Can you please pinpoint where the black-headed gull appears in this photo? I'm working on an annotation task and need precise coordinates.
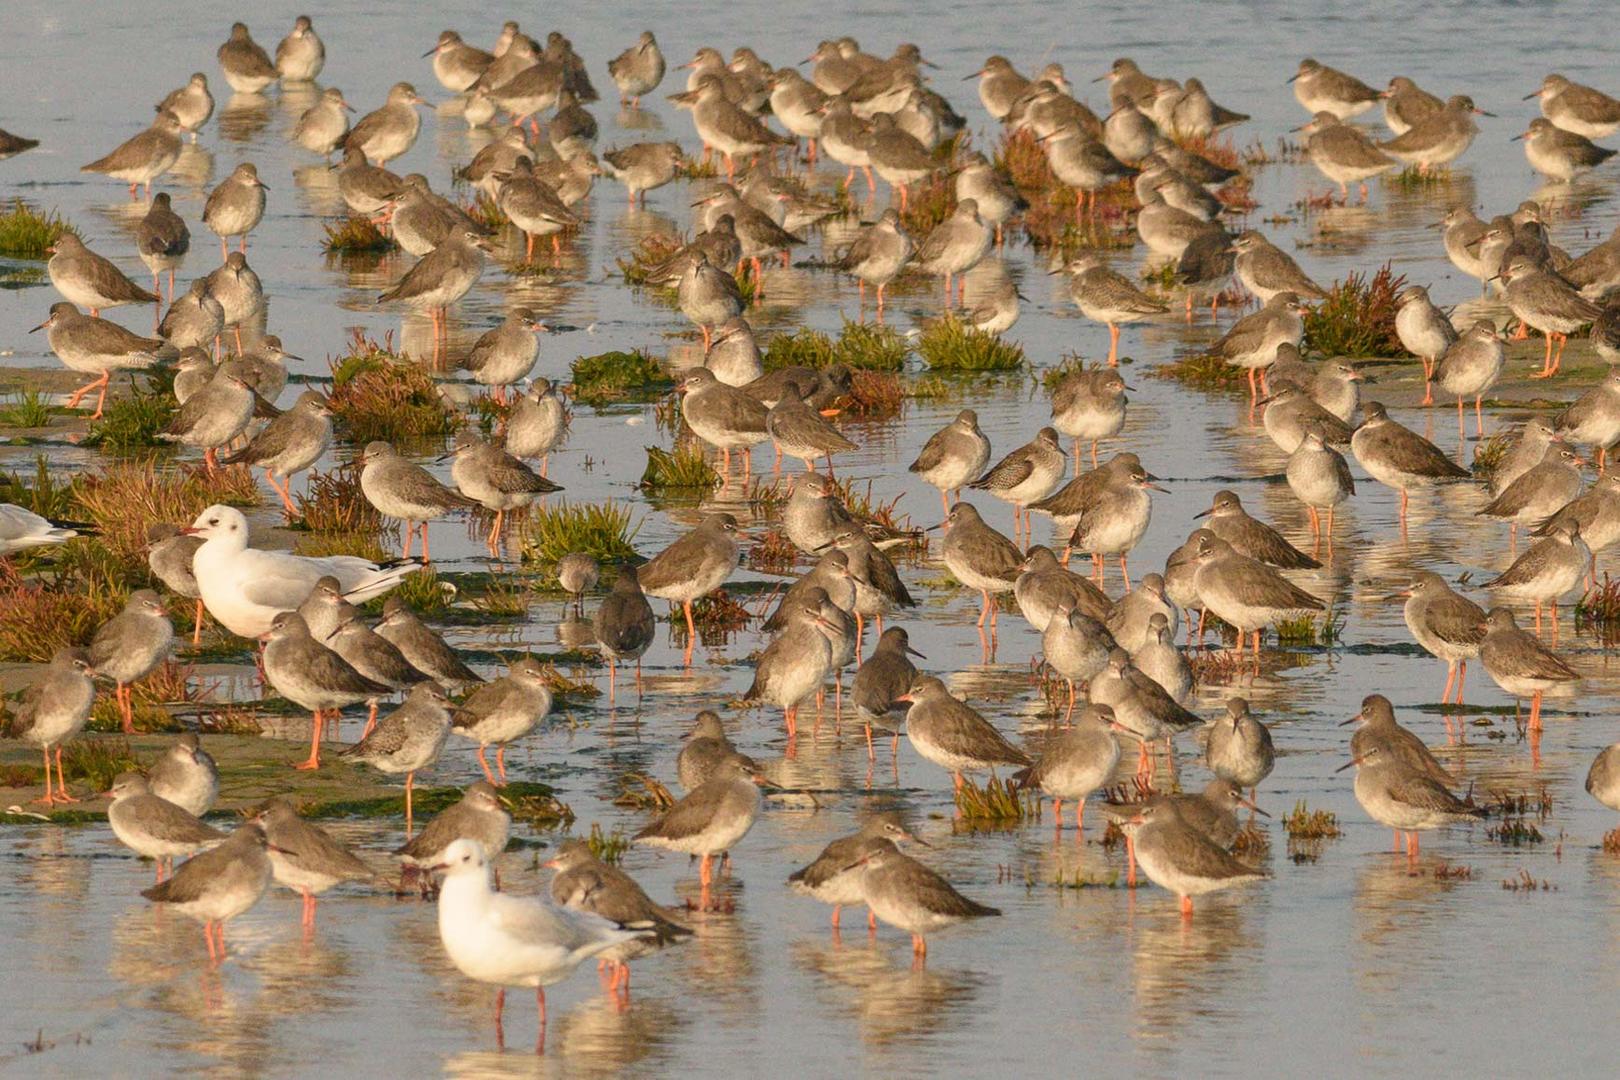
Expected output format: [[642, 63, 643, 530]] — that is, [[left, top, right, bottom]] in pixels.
[[185, 504, 420, 638], [432, 838, 653, 1049]]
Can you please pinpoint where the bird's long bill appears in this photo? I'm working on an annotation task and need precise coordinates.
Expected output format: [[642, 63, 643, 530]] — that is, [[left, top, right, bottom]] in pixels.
[[905, 645, 927, 659], [1285, 73, 1301, 84], [1333, 756, 1362, 773], [1337, 713, 1362, 727], [1235, 793, 1270, 818], [268, 843, 298, 856]]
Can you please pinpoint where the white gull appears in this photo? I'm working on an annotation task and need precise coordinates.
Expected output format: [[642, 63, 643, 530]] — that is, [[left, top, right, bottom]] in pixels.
[[185, 504, 420, 637]]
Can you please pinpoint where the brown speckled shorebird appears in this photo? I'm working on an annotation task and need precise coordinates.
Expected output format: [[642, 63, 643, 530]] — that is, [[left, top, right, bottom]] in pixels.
[[1016, 703, 1122, 837], [1057, 253, 1167, 367], [970, 427, 1066, 545], [339, 682, 453, 834], [608, 31, 666, 108], [859, 845, 999, 961], [1119, 797, 1267, 916], [592, 565, 656, 702], [910, 410, 991, 517], [136, 192, 190, 300], [3, 647, 95, 805], [1351, 402, 1470, 526], [547, 838, 691, 994], [1397, 572, 1487, 706], [1296, 111, 1395, 201], [638, 514, 740, 665], [375, 597, 482, 690], [1478, 607, 1578, 745], [1050, 367, 1130, 467], [256, 797, 372, 928], [141, 821, 278, 964], [633, 754, 764, 909]]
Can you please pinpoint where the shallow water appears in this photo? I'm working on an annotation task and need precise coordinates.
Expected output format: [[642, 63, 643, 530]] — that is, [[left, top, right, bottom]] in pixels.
[[4, 1, 1620, 1075]]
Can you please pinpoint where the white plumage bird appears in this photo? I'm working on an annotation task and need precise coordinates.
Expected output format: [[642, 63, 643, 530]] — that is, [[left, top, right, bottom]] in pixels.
[[431, 839, 653, 1045], [185, 504, 420, 638]]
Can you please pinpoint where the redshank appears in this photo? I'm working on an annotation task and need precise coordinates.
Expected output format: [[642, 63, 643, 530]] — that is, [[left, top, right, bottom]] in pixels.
[[608, 31, 665, 108], [634, 753, 765, 908], [1191, 531, 1324, 660], [859, 845, 999, 961], [339, 682, 452, 833], [789, 813, 922, 930], [1398, 572, 1487, 705], [4, 647, 95, 805], [638, 513, 740, 664], [202, 163, 267, 259], [256, 797, 373, 928], [1351, 401, 1470, 524], [1016, 703, 1122, 836], [744, 588, 836, 737], [217, 23, 277, 93], [375, 597, 483, 690], [1119, 797, 1267, 916], [148, 733, 219, 818], [1343, 745, 1484, 860], [547, 838, 691, 995], [263, 611, 393, 770], [592, 565, 656, 702], [394, 782, 510, 891], [359, 440, 480, 561], [451, 657, 553, 786], [1478, 606, 1579, 736], [47, 234, 158, 316], [676, 710, 756, 791], [1289, 58, 1380, 119], [32, 302, 172, 420], [106, 772, 224, 881], [970, 428, 1066, 544], [81, 111, 183, 200], [900, 675, 1031, 793], [88, 589, 173, 734], [1195, 489, 1319, 569], [141, 821, 279, 964]]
